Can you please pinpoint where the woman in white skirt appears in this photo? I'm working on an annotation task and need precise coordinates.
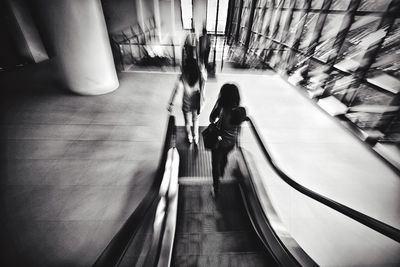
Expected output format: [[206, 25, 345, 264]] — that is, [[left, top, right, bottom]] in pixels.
[[168, 58, 205, 145]]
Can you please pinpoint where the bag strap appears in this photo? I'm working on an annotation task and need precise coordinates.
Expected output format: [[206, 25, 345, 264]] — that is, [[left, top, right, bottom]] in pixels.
[[210, 99, 221, 122]]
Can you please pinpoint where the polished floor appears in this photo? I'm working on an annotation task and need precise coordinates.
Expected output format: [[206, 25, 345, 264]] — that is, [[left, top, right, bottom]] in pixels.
[[0, 62, 399, 266], [0, 63, 171, 266]]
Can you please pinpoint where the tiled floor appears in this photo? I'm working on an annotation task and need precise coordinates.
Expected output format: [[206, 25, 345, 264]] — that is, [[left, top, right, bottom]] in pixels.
[[0, 63, 174, 266], [0, 63, 399, 266]]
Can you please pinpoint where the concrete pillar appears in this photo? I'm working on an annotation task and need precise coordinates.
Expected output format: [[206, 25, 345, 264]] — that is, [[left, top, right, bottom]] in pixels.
[[37, 0, 119, 95]]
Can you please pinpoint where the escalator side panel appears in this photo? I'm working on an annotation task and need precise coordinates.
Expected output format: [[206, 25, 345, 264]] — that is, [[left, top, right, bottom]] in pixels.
[[236, 148, 318, 267]]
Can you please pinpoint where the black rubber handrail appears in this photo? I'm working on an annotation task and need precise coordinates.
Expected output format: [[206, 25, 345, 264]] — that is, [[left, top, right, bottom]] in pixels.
[[93, 115, 176, 267], [246, 116, 400, 243]]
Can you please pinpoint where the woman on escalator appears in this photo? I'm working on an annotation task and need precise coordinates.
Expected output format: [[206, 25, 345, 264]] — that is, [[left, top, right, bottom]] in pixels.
[[168, 58, 205, 145], [209, 83, 246, 197]]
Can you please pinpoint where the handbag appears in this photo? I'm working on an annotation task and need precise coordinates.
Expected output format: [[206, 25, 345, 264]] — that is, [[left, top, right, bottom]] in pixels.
[[202, 123, 220, 149]]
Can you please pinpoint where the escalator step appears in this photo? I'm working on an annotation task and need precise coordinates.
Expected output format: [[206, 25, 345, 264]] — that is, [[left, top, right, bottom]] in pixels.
[[176, 210, 251, 233], [177, 149, 213, 177], [178, 184, 244, 213], [176, 126, 213, 177], [173, 231, 265, 255], [172, 252, 272, 267], [176, 184, 254, 235], [178, 185, 219, 213], [173, 183, 269, 265], [173, 127, 274, 266]]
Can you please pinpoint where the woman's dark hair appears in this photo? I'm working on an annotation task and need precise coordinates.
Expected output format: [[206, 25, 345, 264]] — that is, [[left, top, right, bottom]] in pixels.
[[218, 83, 240, 109], [182, 58, 200, 87], [230, 106, 247, 125]]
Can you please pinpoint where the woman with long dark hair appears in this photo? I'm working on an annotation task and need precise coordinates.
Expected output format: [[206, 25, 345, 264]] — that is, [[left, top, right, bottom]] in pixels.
[[209, 83, 246, 196], [168, 58, 204, 144]]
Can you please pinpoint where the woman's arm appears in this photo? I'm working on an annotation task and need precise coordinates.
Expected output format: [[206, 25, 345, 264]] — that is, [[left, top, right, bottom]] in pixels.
[[200, 82, 206, 101], [168, 79, 182, 111], [209, 99, 221, 123]]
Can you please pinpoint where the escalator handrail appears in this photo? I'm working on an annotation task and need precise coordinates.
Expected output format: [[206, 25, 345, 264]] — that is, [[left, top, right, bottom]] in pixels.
[[152, 147, 179, 267], [93, 115, 176, 267], [143, 115, 178, 267], [246, 116, 400, 243], [143, 146, 179, 267]]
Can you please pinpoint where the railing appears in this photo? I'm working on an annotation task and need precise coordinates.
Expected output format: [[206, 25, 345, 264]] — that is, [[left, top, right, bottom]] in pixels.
[[245, 116, 400, 243], [143, 146, 179, 267], [93, 115, 176, 267], [117, 43, 177, 70], [142, 115, 179, 267]]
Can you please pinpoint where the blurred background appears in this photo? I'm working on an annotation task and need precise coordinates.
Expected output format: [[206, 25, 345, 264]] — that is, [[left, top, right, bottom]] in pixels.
[[0, 0, 399, 266]]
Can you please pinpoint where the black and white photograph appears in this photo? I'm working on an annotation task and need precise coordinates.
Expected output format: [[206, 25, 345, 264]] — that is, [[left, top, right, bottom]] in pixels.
[[0, 0, 399, 266]]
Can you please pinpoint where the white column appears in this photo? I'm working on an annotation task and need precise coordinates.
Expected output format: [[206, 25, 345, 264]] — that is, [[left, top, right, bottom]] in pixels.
[[40, 0, 119, 95], [154, 0, 162, 41]]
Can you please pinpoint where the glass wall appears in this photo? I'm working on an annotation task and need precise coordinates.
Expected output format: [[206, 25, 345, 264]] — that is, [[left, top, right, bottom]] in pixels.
[[227, 0, 400, 142], [207, 0, 230, 33], [181, 0, 193, 29]]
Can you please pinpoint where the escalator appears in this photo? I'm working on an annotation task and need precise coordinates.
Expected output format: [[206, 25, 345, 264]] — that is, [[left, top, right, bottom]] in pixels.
[[94, 115, 400, 267], [171, 127, 276, 266]]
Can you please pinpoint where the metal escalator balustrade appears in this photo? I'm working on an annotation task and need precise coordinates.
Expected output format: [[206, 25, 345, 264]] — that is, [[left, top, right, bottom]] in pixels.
[[94, 114, 400, 267], [142, 146, 180, 267], [237, 117, 400, 266], [244, 116, 400, 244], [93, 115, 178, 267]]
